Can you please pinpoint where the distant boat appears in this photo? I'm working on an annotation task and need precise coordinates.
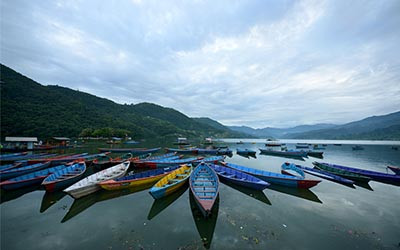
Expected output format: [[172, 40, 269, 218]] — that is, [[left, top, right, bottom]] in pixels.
[[236, 141, 244, 144], [391, 146, 398, 150], [98, 147, 161, 154], [265, 143, 282, 147], [352, 145, 364, 150], [236, 148, 257, 156], [189, 162, 219, 218], [259, 148, 307, 158], [333, 144, 342, 146], [306, 151, 324, 159], [296, 145, 309, 149]]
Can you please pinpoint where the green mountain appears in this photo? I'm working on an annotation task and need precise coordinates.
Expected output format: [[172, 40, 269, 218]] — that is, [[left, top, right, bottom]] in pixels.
[[0, 64, 239, 140], [192, 117, 249, 138]]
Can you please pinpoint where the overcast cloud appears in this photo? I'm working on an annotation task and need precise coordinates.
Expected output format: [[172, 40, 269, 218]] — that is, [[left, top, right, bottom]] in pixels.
[[1, 0, 399, 128]]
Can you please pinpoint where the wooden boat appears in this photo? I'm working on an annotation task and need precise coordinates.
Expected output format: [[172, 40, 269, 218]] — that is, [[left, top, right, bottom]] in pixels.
[[387, 166, 400, 175], [296, 145, 309, 149], [313, 162, 371, 182], [0, 163, 23, 172], [0, 164, 68, 190], [149, 164, 192, 199], [236, 148, 257, 156], [0, 152, 28, 159], [352, 145, 364, 150], [134, 157, 202, 169], [259, 148, 307, 158], [222, 162, 321, 188], [265, 143, 282, 147], [189, 162, 219, 217], [99, 165, 181, 191], [193, 156, 225, 165], [98, 147, 161, 154], [333, 144, 342, 146], [64, 161, 130, 199], [314, 162, 400, 184], [306, 151, 324, 159], [281, 162, 354, 186], [42, 162, 87, 192], [0, 161, 51, 180], [23, 153, 89, 165], [209, 164, 269, 190]]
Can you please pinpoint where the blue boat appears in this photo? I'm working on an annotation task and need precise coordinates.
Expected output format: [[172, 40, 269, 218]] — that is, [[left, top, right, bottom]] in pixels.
[[0, 164, 68, 190], [0, 161, 51, 180], [42, 162, 87, 192], [259, 148, 307, 158], [209, 164, 269, 190], [189, 162, 219, 217], [314, 162, 400, 184], [281, 162, 354, 186], [165, 148, 198, 154], [0, 163, 23, 172], [223, 162, 321, 188], [193, 156, 225, 165]]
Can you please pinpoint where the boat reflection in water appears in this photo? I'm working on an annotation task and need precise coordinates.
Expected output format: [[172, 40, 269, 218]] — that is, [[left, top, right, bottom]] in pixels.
[[268, 184, 323, 204], [221, 180, 271, 206], [237, 152, 257, 159], [147, 184, 188, 220], [61, 183, 153, 223], [353, 181, 374, 191], [40, 191, 67, 213], [189, 192, 219, 249], [0, 185, 39, 204]]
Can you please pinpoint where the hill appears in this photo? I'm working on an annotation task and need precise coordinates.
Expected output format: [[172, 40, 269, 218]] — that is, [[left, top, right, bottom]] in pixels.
[[192, 117, 249, 138], [0, 64, 240, 139]]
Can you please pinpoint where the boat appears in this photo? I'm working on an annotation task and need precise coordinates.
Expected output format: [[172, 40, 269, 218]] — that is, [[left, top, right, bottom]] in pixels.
[[387, 166, 400, 175], [64, 161, 130, 199], [313, 145, 326, 150], [165, 148, 198, 154], [236, 148, 257, 156], [149, 164, 192, 199], [0, 164, 68, 190], [222, 162, 321, 188], [0, 163, 23, 172], [124, 140, 139, 144], [265, 143, 282, 147], [0, 152, 28, 159], [236, 141, 244, 144], [312, 162, 371, 182], [296, 145, 309, 149], [99, 165, 181, 191], [92, 154, 113, 170], [98, 147, 161, 154], [189, 162, 219, 217], [209, 164, 269, 190], [352, 145, 364, 150], [259, 148, 307, 158], [314, 162, 400, 184], [392, 146, 398, 150], [193, 156, 225, 165], [333, 144, 342, 146], [306, 151, 324, 159], [196, 148, 233, 156], [134, 157, 202, 169], [42, 162, 87, 192], [0, 161, 51, 180], [281, 162, 354, 186]]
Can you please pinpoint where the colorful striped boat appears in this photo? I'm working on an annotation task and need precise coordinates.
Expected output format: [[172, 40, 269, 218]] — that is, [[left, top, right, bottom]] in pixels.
[[149, 164, 192, 199], [223, 162, 321, 188], [0, 164, 68, 190], [313, 162, 371, 182], [99, 165, 181, 191], [314, 162, 400, 184], [42, 162, 87, 192], [64, 161, 130, 199], [189, 162, 219, 218], [210, 164, 269, 190], [0, 161, 51, 180]]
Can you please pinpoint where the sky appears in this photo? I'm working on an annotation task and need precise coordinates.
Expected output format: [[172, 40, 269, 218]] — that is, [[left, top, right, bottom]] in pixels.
[[1, 0, 400, 128]]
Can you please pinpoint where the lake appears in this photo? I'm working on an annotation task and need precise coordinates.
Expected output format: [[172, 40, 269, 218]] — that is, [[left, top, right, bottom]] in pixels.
[[1, 139, 400, 249]]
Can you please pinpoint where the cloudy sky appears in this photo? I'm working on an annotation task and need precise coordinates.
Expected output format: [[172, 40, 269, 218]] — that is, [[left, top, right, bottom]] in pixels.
[[1, 0, 399, 128]]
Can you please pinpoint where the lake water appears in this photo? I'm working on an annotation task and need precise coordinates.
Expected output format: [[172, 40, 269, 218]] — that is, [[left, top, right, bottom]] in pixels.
[[1, 139, 400, 249]]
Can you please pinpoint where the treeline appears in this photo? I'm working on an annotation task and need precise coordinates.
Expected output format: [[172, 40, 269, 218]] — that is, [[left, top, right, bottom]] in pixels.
[[79, 128, 131, 138]]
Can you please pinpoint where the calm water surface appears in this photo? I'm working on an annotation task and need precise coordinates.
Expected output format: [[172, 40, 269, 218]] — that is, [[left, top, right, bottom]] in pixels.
[[1, 139, 400, 249]]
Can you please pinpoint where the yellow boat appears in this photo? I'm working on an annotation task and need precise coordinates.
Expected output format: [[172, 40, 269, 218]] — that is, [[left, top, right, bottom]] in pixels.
[[149, 164, 192, 199], [99, 165, 181, 191]]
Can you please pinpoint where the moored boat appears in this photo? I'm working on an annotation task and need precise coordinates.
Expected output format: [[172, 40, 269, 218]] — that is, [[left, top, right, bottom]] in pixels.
[[281, 162, 354, 186], [387, 166, 400, 175], [306, 151, 324, 159], [42, 162, 87, 192], [189, 162, 219, 217], [64, 161, 130, 199], [100, 165, 181, 191], [0, 164, 68, 190], [149, 164, 192, 199], [222, 162, 321, 188], [314, 162, 400, 184], [98, 147, 161, 154], [352, 145, 364, 150], [259, 148, 307, 158], [210, 164, 269, 190], [0, 161, 51, 180], [165, 148, 198, 154], [313, 162, 371, 182], [236, 148, 257, 156]]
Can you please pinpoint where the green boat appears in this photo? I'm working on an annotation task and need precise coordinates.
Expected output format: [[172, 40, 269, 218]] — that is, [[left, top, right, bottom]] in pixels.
[[313, 162, 371, 182]]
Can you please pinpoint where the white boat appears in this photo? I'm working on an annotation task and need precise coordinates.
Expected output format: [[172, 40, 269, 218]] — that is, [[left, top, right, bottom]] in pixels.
[[64, 161, 130, 199]]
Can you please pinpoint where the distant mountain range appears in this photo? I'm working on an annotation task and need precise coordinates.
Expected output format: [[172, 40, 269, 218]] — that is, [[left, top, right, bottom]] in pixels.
[[229, 111, 400, 140]]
